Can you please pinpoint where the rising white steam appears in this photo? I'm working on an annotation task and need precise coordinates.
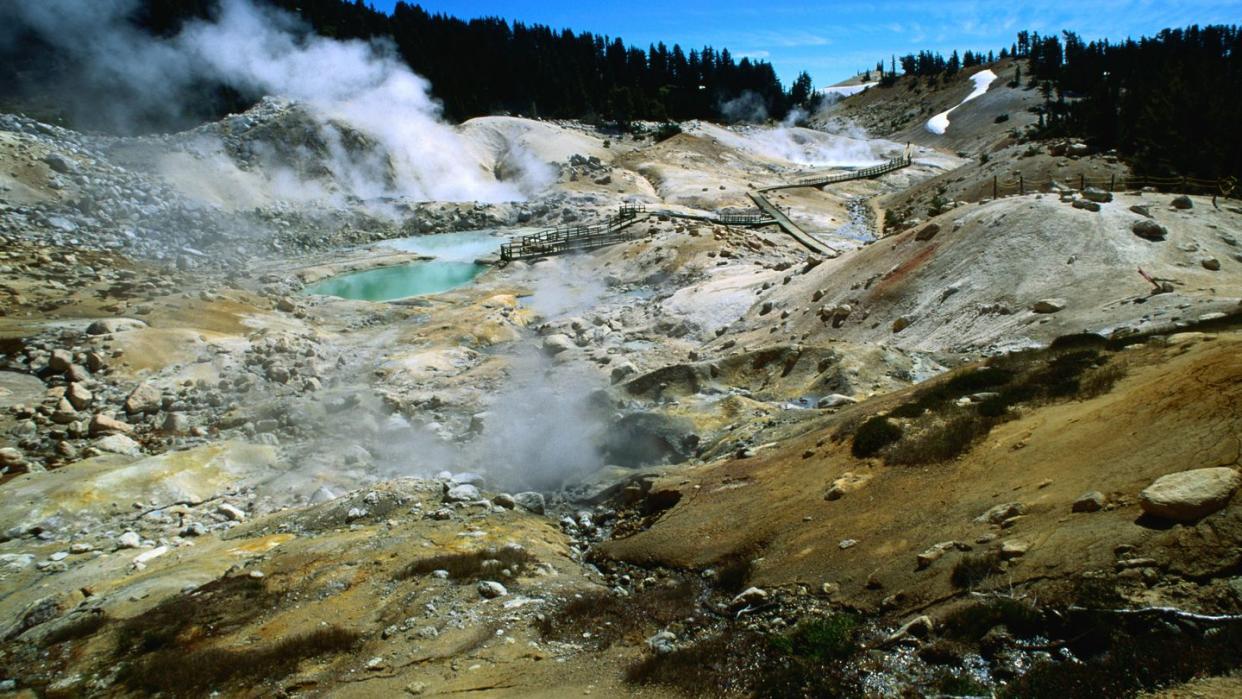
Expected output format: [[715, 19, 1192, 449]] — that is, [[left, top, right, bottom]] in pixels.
[[5, 0, 549, 203]]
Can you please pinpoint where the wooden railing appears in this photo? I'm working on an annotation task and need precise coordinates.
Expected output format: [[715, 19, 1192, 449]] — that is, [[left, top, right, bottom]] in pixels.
[[499, 205, 648, 261], [759, 154, 913, 193]]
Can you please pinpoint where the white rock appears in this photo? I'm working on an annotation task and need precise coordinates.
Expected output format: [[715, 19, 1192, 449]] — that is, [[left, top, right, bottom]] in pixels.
[[217, 503, 247, 522], [445, 484, 481, 502], [477, 580, 508, 598], [117, 531, 141, 549], [1139, 468, 1240, 522]]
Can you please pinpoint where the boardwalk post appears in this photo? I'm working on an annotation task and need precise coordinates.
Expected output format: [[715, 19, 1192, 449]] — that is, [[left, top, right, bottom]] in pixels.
[[1079, 174, 1085, 191], [993, 175, 998, 199], [1110, 174, 1116, 192], [1019, 174, 1024, 196]]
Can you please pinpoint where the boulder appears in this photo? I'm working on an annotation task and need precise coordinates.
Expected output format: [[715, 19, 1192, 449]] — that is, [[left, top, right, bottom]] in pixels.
[[444, 484, 481, 502], [541, 334, 575, 356], [1131, 219, 1167, 240], [610, 362, 638, 384], [976, 502, 1024, 524], [49, 349, 73, 374], [1000, 540, 1030, 559], [1072, 199, 1101, 212], [1082, 187, 1113, 203], [1139, 468, 1240, 522], [1202, 258, 1221, 271], [477, 580, 507, 598], [915, 223, 940, 241], [66, 383, 92, 410], [513, 491, 545, 514], [1129, 204, 1152, 218], [1072, 491, 1106, 513], [94, 434, 142, 456], [817, 394, 858, 409], [124, 383, 162, 414], [1171, 195, 1193, 210], [85, 318, 147, 335], [89, 413, 133, 435], [1031, 298, 1066, 313]]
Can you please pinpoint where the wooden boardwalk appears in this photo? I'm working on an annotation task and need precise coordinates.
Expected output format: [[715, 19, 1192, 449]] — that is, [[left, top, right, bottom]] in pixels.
[[494, 150, 911, 262], [758, 154, 913, 193], [748, 191, 838, 256], [499, 205, 647, 262]]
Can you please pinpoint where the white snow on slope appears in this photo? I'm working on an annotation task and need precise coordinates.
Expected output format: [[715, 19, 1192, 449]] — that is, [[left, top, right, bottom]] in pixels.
[[819, 82, 877, 100], [925, 69, 997, 135]]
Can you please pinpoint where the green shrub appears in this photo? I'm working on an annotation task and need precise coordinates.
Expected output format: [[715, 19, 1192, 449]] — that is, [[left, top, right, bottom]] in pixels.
[[852, 416, 902, 457], [949, 553, 1002, 590]]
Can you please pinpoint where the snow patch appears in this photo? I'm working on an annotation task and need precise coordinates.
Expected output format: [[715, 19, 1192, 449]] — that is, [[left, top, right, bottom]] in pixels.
[[925, 70, 997, 135], [819, 82, 877, 100]]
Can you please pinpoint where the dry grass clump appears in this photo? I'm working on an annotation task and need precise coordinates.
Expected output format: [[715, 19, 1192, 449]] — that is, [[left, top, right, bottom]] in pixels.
[[395, 544, 537, 582], [118, 627, 360, 696]]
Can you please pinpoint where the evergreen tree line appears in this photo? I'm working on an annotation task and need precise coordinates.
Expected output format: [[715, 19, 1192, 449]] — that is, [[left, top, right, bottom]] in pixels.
[[871, 27, 1242, 181], [2, 0, 817, 131]]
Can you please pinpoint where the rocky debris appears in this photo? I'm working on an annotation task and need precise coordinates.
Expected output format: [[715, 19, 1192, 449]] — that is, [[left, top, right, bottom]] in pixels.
[[1031, 298, 1066, 313], [731, 587, 768, 607], [1129, 204, 1152, 217], [610, 362, 637, 384], [116, 531, 141, 549], [647, 630, 677, 655], [1171, 195, 1193, 210], [1201, 257, 1221, 271], [217, 502, 247, 522], [1139, 467, 1240, 522], [1132, 219, 1168, 240], [1071, 198, 1101, 212], [1072, 491, 1106, 513]]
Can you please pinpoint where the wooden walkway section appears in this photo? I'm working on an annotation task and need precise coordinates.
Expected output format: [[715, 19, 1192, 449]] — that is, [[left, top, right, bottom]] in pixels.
[[748, 191, 838, 256], [757, 154, 913, 193], [499, 205, 647, 262]]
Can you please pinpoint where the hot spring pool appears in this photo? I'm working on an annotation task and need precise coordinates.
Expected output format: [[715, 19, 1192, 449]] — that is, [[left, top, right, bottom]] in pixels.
[[304, 229, 516, 302], [303, 261, 486, 301]]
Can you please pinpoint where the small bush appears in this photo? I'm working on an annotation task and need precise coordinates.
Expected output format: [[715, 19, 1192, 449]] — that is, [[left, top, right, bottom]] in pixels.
[[395, 545, 536, 582], [886, 410, 994, 465], [771, 615, 859, 661], [41, 611, 109, 647], [852, 416, 902, 457], [654, 122, 682, 141], [949, 553, 1002, 589], [942, 598, 1043, 641], [115, 576, 277, 656], [935, 670, 989, 696], [994, 113, 1010, 123], [538, 582, 699, 650], [1076, 362, 1126, 400]]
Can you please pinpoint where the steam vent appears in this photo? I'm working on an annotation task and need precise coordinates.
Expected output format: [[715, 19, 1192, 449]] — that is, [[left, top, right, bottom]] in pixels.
[[1, 1, 1241, 696]]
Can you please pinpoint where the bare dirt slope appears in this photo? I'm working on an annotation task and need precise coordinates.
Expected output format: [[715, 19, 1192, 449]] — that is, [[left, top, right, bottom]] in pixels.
[[600, 328, 1242, 616], [714, 191, 1242, 355]]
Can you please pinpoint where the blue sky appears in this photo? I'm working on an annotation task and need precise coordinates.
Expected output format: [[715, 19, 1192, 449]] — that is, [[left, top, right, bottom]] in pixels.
[[366, 1, 1242, 87]]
